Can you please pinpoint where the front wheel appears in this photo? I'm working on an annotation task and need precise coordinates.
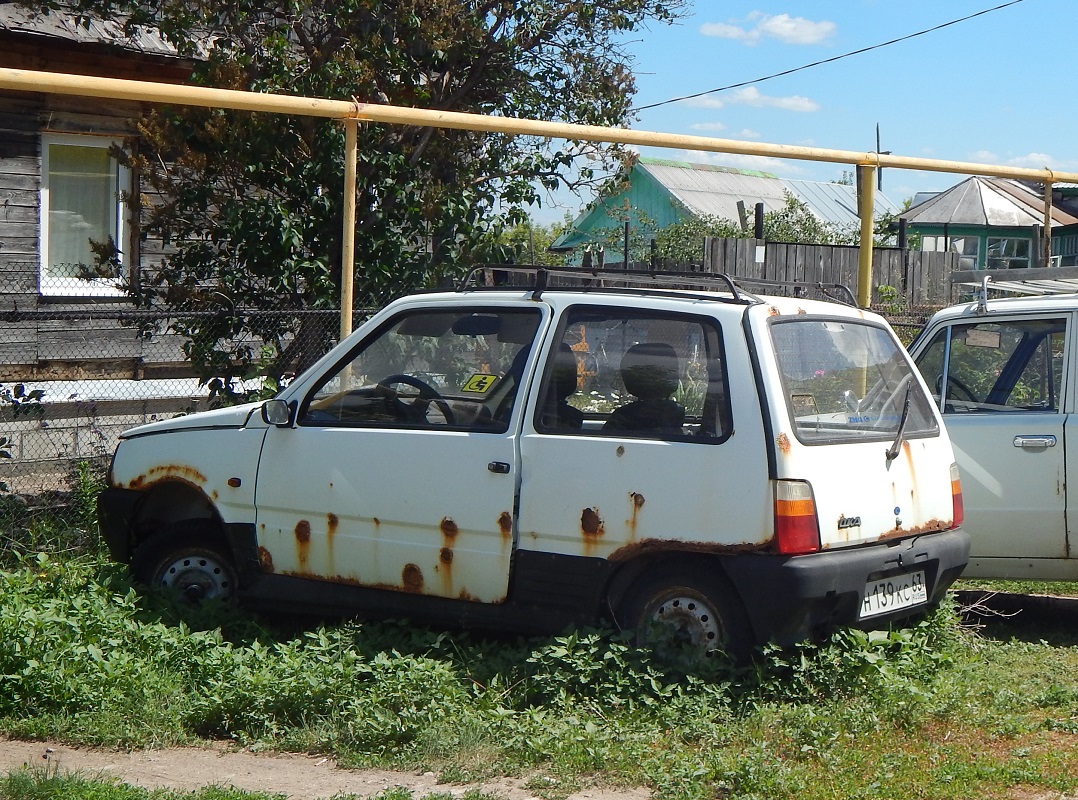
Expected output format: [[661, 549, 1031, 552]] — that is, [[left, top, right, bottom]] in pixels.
[[132, 521, 238, 603], [616, 564, 753, 664]]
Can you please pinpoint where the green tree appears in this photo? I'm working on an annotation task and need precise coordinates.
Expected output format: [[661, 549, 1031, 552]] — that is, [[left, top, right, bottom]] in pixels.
[[37, 0, 686, 384]]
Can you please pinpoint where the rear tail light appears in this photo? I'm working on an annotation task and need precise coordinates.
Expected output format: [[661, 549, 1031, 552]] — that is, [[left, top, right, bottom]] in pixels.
[[774, 480, 820, 555], [950, 462, 964, 529]]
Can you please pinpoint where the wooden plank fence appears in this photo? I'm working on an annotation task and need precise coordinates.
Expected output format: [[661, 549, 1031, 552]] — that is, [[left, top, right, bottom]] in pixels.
[[699, 238, 962, 306]]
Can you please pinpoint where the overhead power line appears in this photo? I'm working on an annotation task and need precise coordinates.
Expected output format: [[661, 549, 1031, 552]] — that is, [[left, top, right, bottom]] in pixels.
[[631, 0, 1027, 113]]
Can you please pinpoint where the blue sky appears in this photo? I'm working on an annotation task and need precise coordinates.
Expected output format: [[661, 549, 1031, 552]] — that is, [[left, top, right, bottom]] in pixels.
[[532, 0, 1074, 224]]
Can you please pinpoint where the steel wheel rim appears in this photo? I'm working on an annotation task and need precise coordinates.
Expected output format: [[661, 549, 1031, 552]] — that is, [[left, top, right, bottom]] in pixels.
[[646, 591, 724, 656], [157, 553, 232, 601]]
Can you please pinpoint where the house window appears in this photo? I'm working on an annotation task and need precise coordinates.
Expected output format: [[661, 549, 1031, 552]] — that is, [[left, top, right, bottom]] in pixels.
[[40, 134, 130, 296], [986, 237, 1031, 269], [921, 234, 980, 270]]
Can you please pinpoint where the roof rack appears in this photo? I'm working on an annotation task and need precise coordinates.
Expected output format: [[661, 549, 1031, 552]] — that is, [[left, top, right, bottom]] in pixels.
[[456, 265, 860, 307], [952, 267, 1078, 297]]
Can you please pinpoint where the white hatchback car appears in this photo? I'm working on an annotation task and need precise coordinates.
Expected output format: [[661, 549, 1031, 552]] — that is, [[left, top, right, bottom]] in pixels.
[[99, 268, 968, 657]]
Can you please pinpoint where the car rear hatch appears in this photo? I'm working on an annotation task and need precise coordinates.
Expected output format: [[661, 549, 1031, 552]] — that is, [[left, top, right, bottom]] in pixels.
[[754, 307, 960, 553]]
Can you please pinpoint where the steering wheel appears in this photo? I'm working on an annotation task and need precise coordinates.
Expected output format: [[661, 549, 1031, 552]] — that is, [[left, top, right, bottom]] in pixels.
[[376, 374, 456, 425], [936, 373, 978, 403]]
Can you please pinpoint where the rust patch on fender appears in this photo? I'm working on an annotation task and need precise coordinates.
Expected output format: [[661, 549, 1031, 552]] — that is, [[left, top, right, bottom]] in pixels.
[[608, 536, 771, 562], [128, 464, 207, 490], [458, 589, 480, 602], [257, 546, 274, 572], [581, 507, 604, 537], [440, 546, 454, 565], [776, 433, 791, 454], [768, 306, 780, 316], [498, 511, 513, 539], [440, 517, 459, 538], [327, 513, 339, 537], [402, 563, 424, 593]]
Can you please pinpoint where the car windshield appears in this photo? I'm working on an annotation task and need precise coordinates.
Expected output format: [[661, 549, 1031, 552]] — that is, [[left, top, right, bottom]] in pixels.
[[770, 317, 938, 444]]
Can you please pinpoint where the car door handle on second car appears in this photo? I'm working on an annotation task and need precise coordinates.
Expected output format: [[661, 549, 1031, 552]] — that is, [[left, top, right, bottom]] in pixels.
[[1013, 435, 1057, 449]]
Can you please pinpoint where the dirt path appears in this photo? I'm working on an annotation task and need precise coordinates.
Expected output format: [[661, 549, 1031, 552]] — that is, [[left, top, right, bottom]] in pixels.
[[0, 738, 650, 800]]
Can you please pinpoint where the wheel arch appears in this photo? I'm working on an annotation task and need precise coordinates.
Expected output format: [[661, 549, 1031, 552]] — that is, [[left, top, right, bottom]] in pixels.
[[130, 480, 223, 546], [604, 552, 746, 626]]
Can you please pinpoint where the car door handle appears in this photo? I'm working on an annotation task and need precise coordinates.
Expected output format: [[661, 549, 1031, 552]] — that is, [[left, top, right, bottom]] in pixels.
[[487, 461, 511, 474], [1013, 435, 1057, 449]]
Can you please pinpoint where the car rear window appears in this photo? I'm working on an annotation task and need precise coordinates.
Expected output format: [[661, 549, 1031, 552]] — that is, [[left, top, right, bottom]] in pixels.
[[770, 317, 939, 444]]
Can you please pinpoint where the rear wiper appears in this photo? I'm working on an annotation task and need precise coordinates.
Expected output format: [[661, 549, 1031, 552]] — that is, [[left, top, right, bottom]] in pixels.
[[885, 380, 913, 465]]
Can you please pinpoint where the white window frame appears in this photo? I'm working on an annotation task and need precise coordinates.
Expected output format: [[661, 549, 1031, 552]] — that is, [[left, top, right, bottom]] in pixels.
[[39, 132, 131, 298]]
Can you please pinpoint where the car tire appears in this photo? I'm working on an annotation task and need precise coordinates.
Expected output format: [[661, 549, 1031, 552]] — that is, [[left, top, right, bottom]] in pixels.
[[132, 520, 238, 603], [616, 563, 754, 664]]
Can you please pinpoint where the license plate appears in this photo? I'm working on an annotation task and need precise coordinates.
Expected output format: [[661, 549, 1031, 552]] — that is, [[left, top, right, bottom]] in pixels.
[[860, 570, 928, 619]]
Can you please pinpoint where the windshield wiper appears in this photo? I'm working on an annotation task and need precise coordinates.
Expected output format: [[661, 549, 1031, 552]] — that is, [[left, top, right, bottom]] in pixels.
[[885, 380, 913, 465]]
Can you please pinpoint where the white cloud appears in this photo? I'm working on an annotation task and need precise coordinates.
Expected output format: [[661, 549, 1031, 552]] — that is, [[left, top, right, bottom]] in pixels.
[[700, 13, 835, 46], [698, 22, 752, 41], [686, 87, 819, 113], [728, 87, 820, 112], [1006, 152, 1056, 169], [737, 129, 762, 139], [969, 150, 998, 163], [689, 122, 727, 132]]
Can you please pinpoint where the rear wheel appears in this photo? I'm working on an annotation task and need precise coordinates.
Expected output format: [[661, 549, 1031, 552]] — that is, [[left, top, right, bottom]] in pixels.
[[132, 521, 237, 603], [617, 564, 753, 664]]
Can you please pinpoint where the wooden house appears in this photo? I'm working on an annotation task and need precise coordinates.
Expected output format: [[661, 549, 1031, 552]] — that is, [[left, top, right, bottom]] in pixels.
[[901, 176, 1078, 270], [0, 4, 196, 382]]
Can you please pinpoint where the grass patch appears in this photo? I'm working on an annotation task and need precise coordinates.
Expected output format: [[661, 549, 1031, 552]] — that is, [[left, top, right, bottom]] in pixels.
[[2, 530, 1078, 799]]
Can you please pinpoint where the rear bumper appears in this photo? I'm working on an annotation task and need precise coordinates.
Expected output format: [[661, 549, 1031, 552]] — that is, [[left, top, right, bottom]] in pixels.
[[724, 527, 970, 646]]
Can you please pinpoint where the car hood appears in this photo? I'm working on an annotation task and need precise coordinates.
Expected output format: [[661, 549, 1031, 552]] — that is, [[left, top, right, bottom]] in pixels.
[[120, 401, 265, 439]]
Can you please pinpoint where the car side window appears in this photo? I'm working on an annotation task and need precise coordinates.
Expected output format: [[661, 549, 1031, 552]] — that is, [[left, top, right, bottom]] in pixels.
[[916, 318, 1066, 413], [534, 306, 730, 441], [299, 308, 541, 431]]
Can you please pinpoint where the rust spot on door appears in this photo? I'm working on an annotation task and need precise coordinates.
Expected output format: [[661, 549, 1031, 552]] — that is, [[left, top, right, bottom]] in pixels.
[[440, 546, 454, 564], [581, 507, 604, 537], [440, 517, 459, 537], [776, 433, 791, 454], [498, 511, 513, 539], [295, 520, 311, 543], [295, 520, 311, 572], [628, 492, 645, 539], [257, 546, 274, 572], [327, 513, 339, 536], [402, 563, 424, 593]]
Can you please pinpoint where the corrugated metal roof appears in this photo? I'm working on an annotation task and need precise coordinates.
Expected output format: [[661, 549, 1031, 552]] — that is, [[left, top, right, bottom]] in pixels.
[[901, 176, 1078, 227], [640, 159, 898, 228], [0, 5, 183, 58]]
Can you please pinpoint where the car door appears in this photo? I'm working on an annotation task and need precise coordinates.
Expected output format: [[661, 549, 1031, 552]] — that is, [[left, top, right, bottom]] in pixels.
[[516, 303, 770, 561], [913, 314, 1071, 561], [254, 304, 545, 603]]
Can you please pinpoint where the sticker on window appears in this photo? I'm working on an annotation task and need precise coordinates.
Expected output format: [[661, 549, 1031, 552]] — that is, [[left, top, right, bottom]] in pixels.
[[461, 374, 499, 394]]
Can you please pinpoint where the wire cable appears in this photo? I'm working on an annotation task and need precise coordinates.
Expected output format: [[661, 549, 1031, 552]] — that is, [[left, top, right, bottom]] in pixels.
[[631, 0, 1027, 112]]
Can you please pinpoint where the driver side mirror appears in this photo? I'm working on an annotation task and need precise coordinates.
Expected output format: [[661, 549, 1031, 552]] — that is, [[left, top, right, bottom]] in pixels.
[[261, 399, 295, 427]]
